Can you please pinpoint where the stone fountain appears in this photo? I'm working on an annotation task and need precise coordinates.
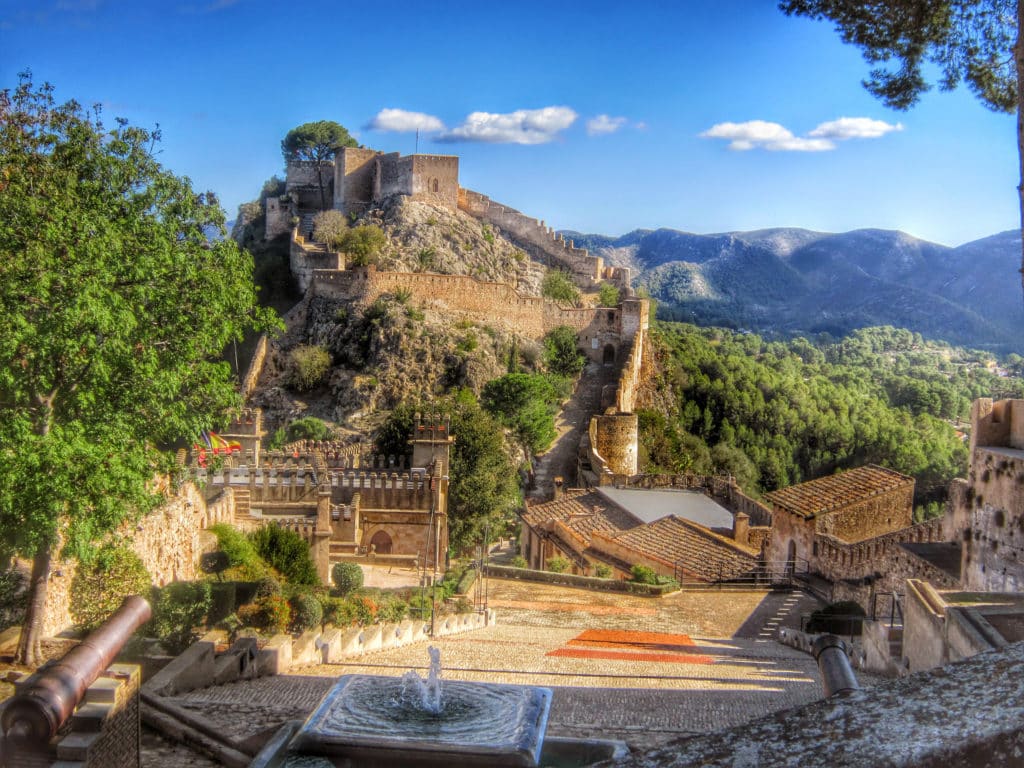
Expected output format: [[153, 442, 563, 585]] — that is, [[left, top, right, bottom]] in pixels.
[[252, 646, 627, 768]]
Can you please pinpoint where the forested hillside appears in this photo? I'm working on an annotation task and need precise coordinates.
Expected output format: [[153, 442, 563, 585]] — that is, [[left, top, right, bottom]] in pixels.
[[639, 324, 1024, 514]]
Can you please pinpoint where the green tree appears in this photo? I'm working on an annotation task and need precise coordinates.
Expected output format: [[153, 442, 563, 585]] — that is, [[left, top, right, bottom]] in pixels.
[[281, 120, 358, 210], [780, 0, 1022, 294], [481, 373, 564, 455], [340, 225, 387, 267], [0, 75, 276, 664], [69, 544, 151, 632], [543, 326, 586, 377], [312, 209, 350, 250], [541, 270, 581, 305]]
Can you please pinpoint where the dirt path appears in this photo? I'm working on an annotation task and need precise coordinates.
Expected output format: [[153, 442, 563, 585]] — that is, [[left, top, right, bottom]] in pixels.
[[530, 361, 617, 501]]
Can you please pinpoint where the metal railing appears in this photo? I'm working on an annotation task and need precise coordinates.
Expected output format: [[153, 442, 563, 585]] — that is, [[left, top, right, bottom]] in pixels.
[[674, 558, 810, 588], [870, 591, 904, 628]]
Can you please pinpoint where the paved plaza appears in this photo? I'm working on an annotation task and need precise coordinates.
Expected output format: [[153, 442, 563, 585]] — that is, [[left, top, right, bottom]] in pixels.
[[152, 577, 867, 762]]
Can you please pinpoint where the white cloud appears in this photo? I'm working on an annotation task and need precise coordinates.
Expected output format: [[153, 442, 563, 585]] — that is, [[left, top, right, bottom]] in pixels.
[[700, 120, 834, 152], [808, 117, 904, 140], [367, 108, 445, 133], [587, 114, 628, 136], [438, 106, 577, 144]]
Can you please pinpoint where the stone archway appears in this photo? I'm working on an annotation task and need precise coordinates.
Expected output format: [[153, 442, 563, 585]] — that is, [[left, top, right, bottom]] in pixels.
[[602, 344, 616, 365], [370, 530, 393, 555]]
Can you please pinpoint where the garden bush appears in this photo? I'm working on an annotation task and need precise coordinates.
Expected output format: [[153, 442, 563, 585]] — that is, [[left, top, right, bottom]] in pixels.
[[237, 594, 291, 634], [546, 556, 570, 573], [70, 544, 151, 631], [249, 525, 319, 586], [289, 590, 324, 632], [331, 562, 364, 596], [594, 564, 614, 579], [630, 564, 658, 584], [509, 555, 528, 569], [150, 581, 213, 655], [207, 523, 270, 581]]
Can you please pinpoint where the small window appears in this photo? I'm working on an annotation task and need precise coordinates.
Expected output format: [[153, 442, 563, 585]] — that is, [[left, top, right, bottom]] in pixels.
[[432, 179, 439, 193]]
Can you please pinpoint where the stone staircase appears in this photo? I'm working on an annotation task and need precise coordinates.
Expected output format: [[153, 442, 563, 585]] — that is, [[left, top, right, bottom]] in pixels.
[[530, 361, 617, 501], [299, 212, 316, 240], [231, 487, 261, 527]]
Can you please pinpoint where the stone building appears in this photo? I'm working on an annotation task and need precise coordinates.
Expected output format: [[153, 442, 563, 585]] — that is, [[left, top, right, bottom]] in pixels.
[[764, 464, 915, 570], [199, 412, 452, 582], [520, 479, 768, 582]]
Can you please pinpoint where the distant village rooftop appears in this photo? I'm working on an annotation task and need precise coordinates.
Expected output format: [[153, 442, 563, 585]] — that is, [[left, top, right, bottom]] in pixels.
[[765, 464, 912, 520]]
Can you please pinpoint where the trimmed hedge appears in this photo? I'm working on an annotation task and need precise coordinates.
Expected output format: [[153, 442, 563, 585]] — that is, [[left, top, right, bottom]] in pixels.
[[484, 564, 677, 596]]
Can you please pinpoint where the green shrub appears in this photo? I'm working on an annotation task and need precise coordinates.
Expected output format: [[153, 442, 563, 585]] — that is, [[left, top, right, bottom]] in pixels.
[[288, 345, 331, 391], [150, 581, 213, 655], [349, 594, 378, 625], [598, 283, 620, 307], [340, 225, 386, 266], [249, 525, 319, 586], [546, 556, 570, 573], [594, 564, 613, 579], [208, 581, 237, 624], [630, 564, 658, 584], [255, 575, 283, 598], [376, 594, 409, 624], [0, 569, 27, 633], [282, 417, 334, 443], [320, 596, 356, 627], [70, 544, 151, 631], [208, 523, 270, 581], [509, 555, 528, 569], [455, 567, 477, 595], [289, 590, 324, 632], [541, 270, 580, 305], [331, 562, 364, 596], [237, 594, 291, 634], [393, 287, 413, 304]]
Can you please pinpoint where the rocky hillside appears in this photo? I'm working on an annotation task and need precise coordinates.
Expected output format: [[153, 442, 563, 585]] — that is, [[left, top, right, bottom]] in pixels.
[[357, 196, 546, 296], [567, 227, 1023, 351]]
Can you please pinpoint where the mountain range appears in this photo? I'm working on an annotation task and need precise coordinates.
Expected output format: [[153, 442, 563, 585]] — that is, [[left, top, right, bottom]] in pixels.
[[564, 227, 1024, 352]]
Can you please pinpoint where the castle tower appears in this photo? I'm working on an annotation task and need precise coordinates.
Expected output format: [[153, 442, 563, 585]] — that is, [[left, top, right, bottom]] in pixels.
[[411, 413, 454, 474]]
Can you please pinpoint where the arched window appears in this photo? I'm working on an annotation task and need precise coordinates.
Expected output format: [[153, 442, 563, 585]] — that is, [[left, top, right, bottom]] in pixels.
[[432, 178, 439, 193], [602, 344, 615, 365]]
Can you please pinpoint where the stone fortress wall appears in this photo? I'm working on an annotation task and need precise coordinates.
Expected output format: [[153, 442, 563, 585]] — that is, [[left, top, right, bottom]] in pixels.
[[948, 398, 1024, 592]]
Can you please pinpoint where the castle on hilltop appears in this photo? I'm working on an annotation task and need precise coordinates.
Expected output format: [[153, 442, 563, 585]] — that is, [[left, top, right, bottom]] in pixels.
[[266, 146, 624, 290]]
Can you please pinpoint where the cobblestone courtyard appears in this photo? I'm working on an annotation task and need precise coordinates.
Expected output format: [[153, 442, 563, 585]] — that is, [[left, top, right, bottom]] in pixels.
[[151, 578, 859, 762]]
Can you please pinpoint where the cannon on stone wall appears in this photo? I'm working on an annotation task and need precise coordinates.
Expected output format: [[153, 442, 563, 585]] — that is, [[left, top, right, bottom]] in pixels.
[[1, 595, 151, 761]]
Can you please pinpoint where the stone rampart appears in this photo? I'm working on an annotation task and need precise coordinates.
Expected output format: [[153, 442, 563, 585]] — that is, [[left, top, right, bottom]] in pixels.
[[241, 334, 268, 400], [458, 188, 603, 285]]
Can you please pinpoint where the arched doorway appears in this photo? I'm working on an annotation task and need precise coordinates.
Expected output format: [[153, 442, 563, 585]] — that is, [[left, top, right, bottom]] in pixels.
[[370, 530, 393, 555], [602, 344, 616, 365]]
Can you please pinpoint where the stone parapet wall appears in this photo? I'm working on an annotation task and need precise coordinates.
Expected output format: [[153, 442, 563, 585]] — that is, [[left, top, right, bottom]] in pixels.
[[458, 188, 603, 285], [241, 335, 268, 400], [39, 483, 213, 637]]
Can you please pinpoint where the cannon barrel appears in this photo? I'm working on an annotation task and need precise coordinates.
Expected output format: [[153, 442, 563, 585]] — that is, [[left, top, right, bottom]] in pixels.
[[811, 633, 860, 698], [1, 595, 151, 741]]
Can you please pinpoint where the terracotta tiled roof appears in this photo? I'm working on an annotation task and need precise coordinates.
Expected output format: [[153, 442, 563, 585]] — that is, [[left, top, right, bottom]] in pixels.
[[765, 465, 913, 519], [601, 515, 758, 581], [522, 490, 640, 537]]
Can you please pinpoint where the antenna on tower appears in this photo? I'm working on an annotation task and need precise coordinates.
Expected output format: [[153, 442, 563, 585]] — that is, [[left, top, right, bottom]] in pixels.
[[415, 128, 419, 154]]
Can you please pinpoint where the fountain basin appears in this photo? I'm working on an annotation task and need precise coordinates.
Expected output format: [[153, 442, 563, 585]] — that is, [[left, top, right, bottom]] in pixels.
[[288, 674, 553, 767]]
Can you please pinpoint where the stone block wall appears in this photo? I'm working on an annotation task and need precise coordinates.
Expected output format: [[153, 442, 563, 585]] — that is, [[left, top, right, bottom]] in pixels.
[[377, 152, 415, 200], [458, 188, 603, 285], [410, 155, 459, 210], [816, 483, 915, 543], [290, 234, 344, 294], [335, 147, 378, 215], [40, 483, 212, 637], [265, 196, 292, 240]]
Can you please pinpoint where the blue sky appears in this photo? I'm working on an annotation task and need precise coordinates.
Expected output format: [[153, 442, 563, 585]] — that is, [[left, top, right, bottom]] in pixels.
[[1, 0, 1017, 246]]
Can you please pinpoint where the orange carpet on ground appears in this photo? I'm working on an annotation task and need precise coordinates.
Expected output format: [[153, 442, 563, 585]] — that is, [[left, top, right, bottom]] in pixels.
[[547, 629, 714, 665]]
